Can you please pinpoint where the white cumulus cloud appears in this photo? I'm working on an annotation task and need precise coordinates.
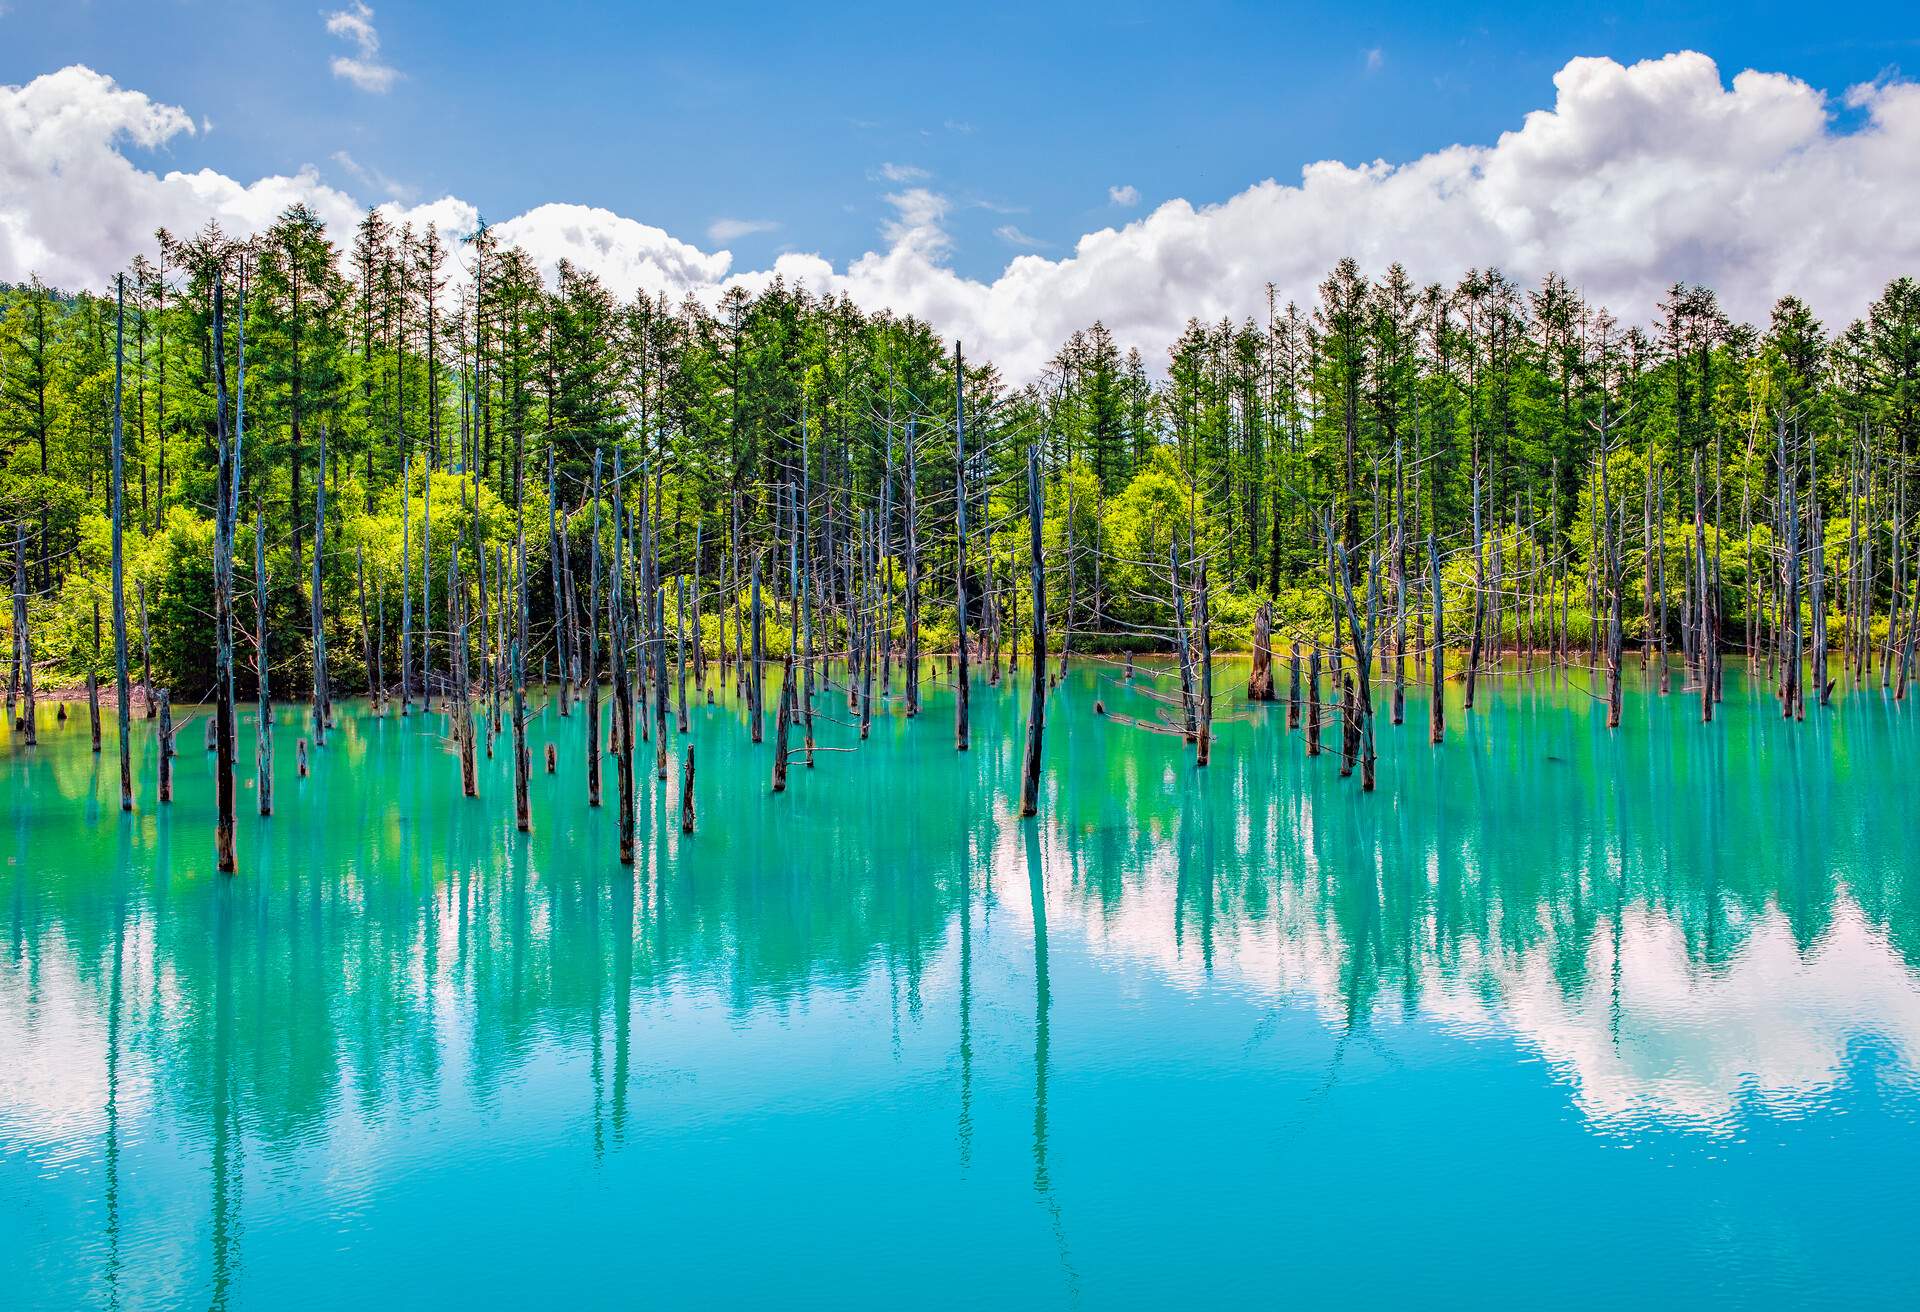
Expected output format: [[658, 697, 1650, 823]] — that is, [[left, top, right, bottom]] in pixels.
[[1108, 183, 1140, 207], [325, 2, 400, 94], [493, 203, 732, 300], [6, 53, 1920, 386]]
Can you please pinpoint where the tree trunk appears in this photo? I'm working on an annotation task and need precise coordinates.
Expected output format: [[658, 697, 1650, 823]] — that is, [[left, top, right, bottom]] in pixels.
[[111, 275, 133, 809], [513, 527, 531, 834], [1247, 601, 1274, 701], [212, 271, 237, 874], [1020, 446, 1047, 817], [256, 508, 273, 815], [311, 423, 329, 747], [953, 345, 971, 752], [587, 449, 604, 806], [1429, 533, 1445, 745], [611, 453, 635, 862]]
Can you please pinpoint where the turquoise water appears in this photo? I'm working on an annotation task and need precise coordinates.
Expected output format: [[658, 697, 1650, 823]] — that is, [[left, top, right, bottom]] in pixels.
[[4, 661, 1920, 1309]]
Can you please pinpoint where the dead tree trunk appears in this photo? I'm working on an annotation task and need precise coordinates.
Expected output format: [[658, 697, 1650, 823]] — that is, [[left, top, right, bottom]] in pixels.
[[1464, 465, 1485, 711], [311, 423, 329, 747], [111, 274, 133, 810], [650, 488, 669, 780], [1196, 560, 1214, 768], [586, 448, 604, 806], [611, 453, 635, 863], [1808, 445, 1829, 711], [1696, 454, 1718, 721], [681, 744, 696, 833], [548, 446, 570, 717], [1429, 533, 1445, 745], [800, 435, 816, 766], [1020, 445, 1047, 818], [693, 520, 706, 693], [212, 270, 237, 874], [676, 574, 689, 733], [773, 613, 795, 793], [256, 507, 273, 816], [750, 555, 765, 743], [731, 492, 745, 697], [859, 511, 876, 740], [1333, 543, 1377, 791], [1287, 642, 1302, 730], [357, 542, 374, 714], [773, 480, 800, 792], [905, 418, 921, 717], [514, 526, 530, 834], [401, 449, 414, 714], [157, 690, 173, 802], [1171, 543, 1196, 740], [16, 517, 35, 745], [474, 497, 492, 758], [1305, 645, 1323, 757], [953, 344, 971, 752], [1247, 601, 1275, 701], [1598, 423, 1622, 730], [1391, 438, 1407, 726], [451, 548, 476, 798], [1657, 476, 1671, 694], [1780, 419, 1803, 719]]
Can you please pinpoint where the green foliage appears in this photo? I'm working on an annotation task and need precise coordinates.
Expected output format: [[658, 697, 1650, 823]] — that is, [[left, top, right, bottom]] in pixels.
[[5, 205, 1920, 695]]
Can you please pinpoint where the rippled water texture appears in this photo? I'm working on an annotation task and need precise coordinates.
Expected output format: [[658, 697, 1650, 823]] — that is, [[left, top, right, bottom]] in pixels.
[[5, 661, 1920, 1308]]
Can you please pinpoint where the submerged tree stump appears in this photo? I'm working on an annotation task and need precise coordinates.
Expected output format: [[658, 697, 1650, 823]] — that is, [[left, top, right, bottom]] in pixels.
[[1247, 601, 1275, 701], [157, 690, 173, 803], [681, 745, 696, 834], [1287, 644, 1302, 730]]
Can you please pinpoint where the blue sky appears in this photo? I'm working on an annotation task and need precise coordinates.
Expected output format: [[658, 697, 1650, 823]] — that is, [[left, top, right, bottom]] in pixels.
[[4, 0, 1914, 280], [5, 2, 1920, 380]]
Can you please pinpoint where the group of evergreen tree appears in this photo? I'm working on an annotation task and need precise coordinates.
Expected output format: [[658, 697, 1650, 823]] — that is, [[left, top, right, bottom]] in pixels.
[[4, 203, 1920, 706]]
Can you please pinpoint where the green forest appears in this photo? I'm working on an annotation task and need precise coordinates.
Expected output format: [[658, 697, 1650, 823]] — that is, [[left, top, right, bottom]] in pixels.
[[4, 202, 1919, 711]]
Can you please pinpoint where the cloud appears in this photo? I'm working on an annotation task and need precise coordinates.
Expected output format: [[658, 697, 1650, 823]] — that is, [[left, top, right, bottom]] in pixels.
[[875, 161, 930, 182], [1108, 183, 1140, 207], [0, 65, 361, 288], [1051, 834, 1920, 1130], [330, 149, 413, 201], [705, 216, 778, 243], [492, 203, 732, 300], [994, 223, 1047, 249], [325, 2, 400, 94], [878, 187, 950, 254], [8, 53, 1920, 387], [1364, 47, 1384, 73]]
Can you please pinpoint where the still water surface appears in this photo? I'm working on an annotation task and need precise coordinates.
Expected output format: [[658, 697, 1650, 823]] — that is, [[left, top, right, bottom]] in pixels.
[[4, 663, 1919, 1308]]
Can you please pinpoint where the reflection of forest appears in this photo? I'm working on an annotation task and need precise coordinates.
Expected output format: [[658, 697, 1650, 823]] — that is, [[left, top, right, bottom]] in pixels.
[[5, 663, 1920, 1167]]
